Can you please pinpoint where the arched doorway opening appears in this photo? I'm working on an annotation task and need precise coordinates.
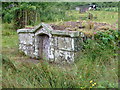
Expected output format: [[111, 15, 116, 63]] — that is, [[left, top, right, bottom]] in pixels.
[[38, 34, 50, 60]]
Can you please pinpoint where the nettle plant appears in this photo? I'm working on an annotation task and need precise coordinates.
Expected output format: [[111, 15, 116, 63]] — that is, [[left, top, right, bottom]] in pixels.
[[83, 29, 118, 50], [94, 30, 118, 44], [81, 29, 118, 62]]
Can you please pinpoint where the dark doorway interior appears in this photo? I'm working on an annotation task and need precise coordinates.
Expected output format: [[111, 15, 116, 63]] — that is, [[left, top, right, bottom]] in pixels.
[[38, 34, 50, 60]]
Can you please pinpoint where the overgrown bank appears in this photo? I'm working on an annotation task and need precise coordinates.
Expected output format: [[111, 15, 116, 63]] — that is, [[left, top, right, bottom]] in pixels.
[[2, 23, 118, 88]]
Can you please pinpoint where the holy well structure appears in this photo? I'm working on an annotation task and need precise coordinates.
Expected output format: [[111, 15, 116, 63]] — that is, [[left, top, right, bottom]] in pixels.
[[17, 23, 86, 63]]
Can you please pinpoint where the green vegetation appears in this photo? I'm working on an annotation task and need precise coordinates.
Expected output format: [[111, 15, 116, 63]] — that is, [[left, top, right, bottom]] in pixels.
[[2, 2, 118, 29], [2, 51, 118, 88], [98, 7, 118, 12], [66, 10, 118, 25], [2, 23, 118, 88], [2, 2, 119, 88]]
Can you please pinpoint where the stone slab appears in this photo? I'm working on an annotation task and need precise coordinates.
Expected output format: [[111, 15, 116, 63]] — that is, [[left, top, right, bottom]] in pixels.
[[51, 30, 80, 37]]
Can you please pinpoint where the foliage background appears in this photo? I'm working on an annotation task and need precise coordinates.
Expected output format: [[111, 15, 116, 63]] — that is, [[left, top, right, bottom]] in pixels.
[[2, 2, 118, 29]]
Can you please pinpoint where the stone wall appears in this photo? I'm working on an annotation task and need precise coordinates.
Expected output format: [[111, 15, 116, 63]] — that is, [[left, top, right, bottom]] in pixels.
[[48, 36, 82, 64], [18, 33, 35, 58]]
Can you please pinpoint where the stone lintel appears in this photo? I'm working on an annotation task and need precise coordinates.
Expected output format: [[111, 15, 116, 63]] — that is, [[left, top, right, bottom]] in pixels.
[[17, 28, 34, 33], [51, 30, 80, 37]]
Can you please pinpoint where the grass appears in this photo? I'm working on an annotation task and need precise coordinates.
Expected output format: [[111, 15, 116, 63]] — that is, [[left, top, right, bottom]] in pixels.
[[89, 11, 118, 25], [2, 10, 118, 88], [2, 45, 118, 88], [100, 7, 118, 12], [66, 10, 118, 25], [2, 41, 118, 88], [2, 23, 29, 61]]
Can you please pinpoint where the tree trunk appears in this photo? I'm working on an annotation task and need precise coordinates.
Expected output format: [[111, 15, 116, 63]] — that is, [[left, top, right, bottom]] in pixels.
[[25, 10, 27, 26]]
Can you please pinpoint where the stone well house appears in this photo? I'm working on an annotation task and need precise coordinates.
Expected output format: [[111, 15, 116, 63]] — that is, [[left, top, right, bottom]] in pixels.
[[17, 23, 85, 63]]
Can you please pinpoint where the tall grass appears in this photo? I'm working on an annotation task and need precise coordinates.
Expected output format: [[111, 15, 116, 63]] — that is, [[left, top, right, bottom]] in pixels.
[[2, 40, 118, 88]]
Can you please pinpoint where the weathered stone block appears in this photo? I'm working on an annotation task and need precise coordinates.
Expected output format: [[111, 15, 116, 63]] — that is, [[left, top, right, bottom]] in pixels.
[[19, 33, 34, 45], [49, 47, 55, 61], [74, 37, 82, 51], [54, 50, 74, 64], [54, 36, 58, 49], [57, 36, 73, 51]]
